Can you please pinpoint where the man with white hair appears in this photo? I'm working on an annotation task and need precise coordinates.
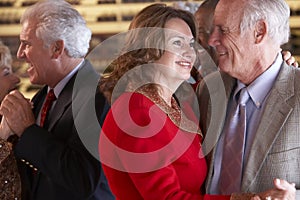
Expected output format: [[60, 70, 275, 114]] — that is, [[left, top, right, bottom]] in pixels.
[[0, 1, 114, 199], [198, 0, 299, 199]]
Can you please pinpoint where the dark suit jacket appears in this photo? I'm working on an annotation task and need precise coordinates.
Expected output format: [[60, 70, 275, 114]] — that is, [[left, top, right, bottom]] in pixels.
[[197, 62, 300, 198], [14, 60, 115, 200]]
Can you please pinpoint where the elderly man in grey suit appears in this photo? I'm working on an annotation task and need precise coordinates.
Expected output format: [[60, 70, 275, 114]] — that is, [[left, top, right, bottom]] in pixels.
[[197, 0, 299, 199]]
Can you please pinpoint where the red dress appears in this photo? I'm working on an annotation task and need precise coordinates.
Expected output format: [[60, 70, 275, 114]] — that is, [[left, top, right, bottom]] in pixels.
[[99, 88, 230, 200]]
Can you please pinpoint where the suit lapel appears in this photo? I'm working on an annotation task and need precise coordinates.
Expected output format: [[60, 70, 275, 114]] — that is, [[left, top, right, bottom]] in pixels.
[[46, 63, 77, 130], [46, 78, 73, 131], [242, 63, 295, 191], [30, 81, 73, 131], [46, 60, 98, 131]]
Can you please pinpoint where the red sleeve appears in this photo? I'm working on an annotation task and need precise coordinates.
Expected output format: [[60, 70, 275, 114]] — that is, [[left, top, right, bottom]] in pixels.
[[127, 167, 230, 200], [128, 167, 201, 200]]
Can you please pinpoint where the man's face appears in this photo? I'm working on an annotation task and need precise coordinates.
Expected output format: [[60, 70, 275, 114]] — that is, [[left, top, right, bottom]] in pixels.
[[17, 21, 54, 85], [208, 0, 256, 82], [195, 7, 214, 51], [195, 7, 219, 64]]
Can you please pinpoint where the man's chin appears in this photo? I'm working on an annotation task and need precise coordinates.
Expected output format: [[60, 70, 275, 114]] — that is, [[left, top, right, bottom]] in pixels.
[[29, 77, 39, 85]]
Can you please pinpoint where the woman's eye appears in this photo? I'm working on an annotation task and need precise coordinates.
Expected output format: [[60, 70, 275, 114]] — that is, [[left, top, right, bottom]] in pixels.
[[173, 40, 183, 47]]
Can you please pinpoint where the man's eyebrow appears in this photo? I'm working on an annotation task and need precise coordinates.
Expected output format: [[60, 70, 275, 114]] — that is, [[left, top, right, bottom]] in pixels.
[[20, 40, 32, 46]]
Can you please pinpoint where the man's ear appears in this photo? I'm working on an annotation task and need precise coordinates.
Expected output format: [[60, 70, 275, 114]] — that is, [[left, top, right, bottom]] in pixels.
[[51, 40, 64, 58], [254, 20, 267, 44]]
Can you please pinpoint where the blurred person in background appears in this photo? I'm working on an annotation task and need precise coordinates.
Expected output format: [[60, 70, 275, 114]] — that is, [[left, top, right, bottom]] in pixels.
[[0, 40, 21, 200]]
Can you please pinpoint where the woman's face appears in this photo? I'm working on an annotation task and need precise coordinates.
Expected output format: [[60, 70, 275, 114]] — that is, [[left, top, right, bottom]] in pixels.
[[155, 18, 196, 82], [0, 65, 20, 102]]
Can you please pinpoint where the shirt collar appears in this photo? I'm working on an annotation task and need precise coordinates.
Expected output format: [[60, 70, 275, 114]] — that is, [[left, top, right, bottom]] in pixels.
[[235, 53, 282, 108], [47, 59, 84, 97]]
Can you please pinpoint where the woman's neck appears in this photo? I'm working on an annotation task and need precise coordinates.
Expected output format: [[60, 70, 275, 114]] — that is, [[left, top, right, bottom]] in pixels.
[[159, 86, 174, 107]]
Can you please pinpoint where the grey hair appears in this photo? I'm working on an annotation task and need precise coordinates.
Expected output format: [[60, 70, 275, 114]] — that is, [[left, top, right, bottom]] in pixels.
[[0, 40, 12, 68], [20, 0, 91, 58], [240, 0, 290, 45]]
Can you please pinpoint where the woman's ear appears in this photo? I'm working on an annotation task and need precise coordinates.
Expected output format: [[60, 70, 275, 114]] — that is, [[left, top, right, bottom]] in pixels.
[[51, 40, 64, 58], [254, 20, 267, 44]]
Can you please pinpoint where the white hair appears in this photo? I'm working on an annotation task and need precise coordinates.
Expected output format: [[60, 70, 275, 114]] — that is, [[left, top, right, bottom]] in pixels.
[[240, 0, 290, 45], [20, 0, 92, 58]]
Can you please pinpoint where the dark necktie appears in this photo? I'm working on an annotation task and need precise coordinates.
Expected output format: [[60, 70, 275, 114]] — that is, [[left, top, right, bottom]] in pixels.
[[219, 87, 249, 194], [40, 89, 56, 127]]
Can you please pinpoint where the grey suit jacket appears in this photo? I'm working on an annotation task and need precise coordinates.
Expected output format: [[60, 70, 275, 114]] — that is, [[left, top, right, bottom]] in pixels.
[[197, 62, 300, 197]]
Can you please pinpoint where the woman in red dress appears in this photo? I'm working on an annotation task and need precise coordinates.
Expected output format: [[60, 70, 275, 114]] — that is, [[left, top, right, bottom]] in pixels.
[[99, 4, 229, 199], [98, 3, 287, 200]]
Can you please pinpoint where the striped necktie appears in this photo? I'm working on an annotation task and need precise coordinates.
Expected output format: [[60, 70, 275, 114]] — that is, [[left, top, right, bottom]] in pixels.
[[219, 87, 249, 194]]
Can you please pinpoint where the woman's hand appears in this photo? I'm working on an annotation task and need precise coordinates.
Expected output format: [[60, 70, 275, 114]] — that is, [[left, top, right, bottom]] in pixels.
[[282, 50, 299, 67]]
